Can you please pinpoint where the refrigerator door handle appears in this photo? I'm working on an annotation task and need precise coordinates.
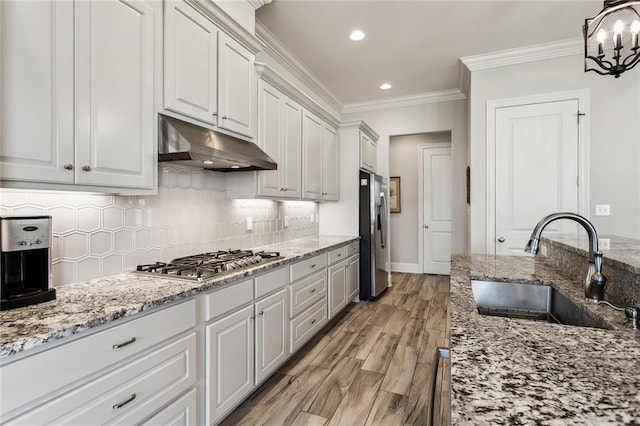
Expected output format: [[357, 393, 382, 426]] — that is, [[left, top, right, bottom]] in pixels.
[[379, 193, 387, 249]]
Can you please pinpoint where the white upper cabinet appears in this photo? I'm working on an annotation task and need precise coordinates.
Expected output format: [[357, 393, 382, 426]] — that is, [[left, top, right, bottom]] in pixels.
[[218, 32, 255, 138], [360, 131, 378, 173], [256, 80, 302, 198], [302, 110, 324, 200], [164, 0, 218, 125], [0, 0, 155, 191], [74, 0, 155, 189], [322, 125, 339, 201], [164, 1, 255, 139]]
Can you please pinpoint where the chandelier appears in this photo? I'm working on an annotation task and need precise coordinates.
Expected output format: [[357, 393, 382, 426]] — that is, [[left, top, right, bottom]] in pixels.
[[583, 0, 640, 78]]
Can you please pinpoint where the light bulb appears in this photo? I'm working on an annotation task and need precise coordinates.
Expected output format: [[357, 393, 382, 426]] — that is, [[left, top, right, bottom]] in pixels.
[[349, 30, 365, 41], [597, 28, 607, 43], [613, 19, 624, 34], [631, 19, 640, 35]]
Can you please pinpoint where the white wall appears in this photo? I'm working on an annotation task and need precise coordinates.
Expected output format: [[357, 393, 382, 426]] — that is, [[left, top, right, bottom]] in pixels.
[[341, 99, 469, 258], [389, 132, 451, 268], [469, 53, 640, 252]]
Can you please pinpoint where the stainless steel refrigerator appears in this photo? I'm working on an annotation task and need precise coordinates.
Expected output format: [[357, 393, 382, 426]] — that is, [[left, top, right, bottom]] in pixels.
[[359, 170, 389, 300]]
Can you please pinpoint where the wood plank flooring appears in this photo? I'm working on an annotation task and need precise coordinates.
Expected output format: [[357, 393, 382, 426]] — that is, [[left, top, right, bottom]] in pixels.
[[221, 273, 450, 426]]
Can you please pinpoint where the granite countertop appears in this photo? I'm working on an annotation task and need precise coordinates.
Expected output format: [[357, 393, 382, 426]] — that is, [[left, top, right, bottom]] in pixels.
[[450, 254, 640, 424], [0, 235, 358, 360]]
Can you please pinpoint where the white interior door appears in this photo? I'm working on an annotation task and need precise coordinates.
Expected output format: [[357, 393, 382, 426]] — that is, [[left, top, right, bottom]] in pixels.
[[495, 100, 579, 255], [423, 147, 452, 275]]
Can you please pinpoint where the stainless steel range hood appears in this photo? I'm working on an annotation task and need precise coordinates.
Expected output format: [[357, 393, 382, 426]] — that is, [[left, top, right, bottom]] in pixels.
[[158, 114, 277, 171]]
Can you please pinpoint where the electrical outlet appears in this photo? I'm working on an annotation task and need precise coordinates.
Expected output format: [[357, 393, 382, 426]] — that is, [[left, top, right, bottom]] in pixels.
[[599, 238, 610, 250], [595, 204, 610, 216], [246, 217, 252, 231], [284, 216, 289, 228]]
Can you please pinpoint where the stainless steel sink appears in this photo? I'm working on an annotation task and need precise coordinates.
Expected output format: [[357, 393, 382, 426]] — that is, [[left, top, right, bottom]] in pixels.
[[470, 280, 611, 330]]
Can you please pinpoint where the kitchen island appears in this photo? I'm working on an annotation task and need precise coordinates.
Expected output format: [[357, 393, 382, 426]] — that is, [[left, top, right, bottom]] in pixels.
[[450, 253, 640, 424]]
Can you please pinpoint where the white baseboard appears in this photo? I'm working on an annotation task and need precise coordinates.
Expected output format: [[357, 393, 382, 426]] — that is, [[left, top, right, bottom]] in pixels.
[[390, 262, 422, 274]]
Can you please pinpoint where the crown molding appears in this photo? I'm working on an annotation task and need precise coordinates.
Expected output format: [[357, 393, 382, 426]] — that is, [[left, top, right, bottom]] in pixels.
[[247, 0, 272, 9], [341, 89, 466, 115], [458, 60, 471, 98], [256, 63, 340, 128], [255, 20, 343, 113], [187, 0, 262, 54], [339, 120, 380, 141], [460, 38, 583, 72]]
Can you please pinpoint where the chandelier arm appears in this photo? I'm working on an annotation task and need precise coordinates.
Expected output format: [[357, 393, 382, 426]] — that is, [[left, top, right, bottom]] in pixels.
[[587, 55, 615, 70], [585, 66, 616, 76], [621, 51, 640, 66]]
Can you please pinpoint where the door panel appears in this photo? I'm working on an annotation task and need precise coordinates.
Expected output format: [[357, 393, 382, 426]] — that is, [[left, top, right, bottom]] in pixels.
[[495, 100, 579, 255], [423, 147, 452, 275], [302, 111, 323, 200], [256, 80, 282, 197], [282, 97, 302, 197]]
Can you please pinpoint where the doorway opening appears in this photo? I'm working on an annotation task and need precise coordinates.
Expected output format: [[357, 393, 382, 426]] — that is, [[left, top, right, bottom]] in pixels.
[[389, 131, 452, 275]]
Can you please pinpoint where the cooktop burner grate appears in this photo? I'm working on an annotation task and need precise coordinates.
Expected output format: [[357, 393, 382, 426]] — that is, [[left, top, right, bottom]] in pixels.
[[135, 250, 282, 282]]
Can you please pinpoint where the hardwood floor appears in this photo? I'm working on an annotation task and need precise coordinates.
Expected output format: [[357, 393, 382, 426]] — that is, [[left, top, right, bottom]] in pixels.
[[221, 273, 450, 426]]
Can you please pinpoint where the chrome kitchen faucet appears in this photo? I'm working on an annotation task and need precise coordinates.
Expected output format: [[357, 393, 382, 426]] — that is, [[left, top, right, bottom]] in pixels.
[[524, 212, 607, 302]]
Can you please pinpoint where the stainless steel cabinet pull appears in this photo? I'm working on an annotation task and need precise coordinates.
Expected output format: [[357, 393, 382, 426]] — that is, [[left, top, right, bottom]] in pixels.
[[250, 315, 256, 319], [310, 264, 316, 268], [112, 337, 136, 349], [498, 237, 506, 243], [63, 163, 73, 170], [311, 319, 316, 324], [310, 288, 316, 293], [212, 112, 218, 117], [258, 311, 264, 316], [427, 347, 450, 426], [337, 253, 342, 257], [82, 165, 91, 172], [112, 393, 136, 410], [222, 115, 227, 120]]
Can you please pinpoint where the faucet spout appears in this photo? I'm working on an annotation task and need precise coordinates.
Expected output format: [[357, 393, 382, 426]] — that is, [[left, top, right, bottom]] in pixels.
[[524, 212, 607, 302]]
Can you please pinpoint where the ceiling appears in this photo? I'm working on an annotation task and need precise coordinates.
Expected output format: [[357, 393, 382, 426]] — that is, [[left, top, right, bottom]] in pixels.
[[256, 0, 603, 105]]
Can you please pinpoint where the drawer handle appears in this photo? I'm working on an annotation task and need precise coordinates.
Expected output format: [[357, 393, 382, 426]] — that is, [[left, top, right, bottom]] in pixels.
[[310, 288, 317, 293], [113, 393, 136, 410], [311, 319, 317, 324], [258, 311, 264, 316], [310, 264, 316, 268], [337, 254, 342, 257], [112, 337, 136, 349]]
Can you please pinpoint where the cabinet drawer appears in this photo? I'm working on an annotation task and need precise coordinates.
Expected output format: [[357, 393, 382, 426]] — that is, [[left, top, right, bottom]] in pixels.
[[204, 279, 253, 321], [255, 267, 287, 299], [345, 241, 359, 257], [290, 254, 327, 282], [1, 299, 196, 418], [290, 299, 327, 353], [8, 332, 196, 425], [328, 246, 347, 265], [289, 270, 327, 318], [141, 387, 197, 426]]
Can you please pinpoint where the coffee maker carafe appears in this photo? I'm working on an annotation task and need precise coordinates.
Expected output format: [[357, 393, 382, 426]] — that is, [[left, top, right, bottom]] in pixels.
[[1, 216, 56, 311]]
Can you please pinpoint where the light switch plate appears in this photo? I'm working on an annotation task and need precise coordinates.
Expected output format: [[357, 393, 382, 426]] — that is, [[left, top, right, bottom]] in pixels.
[[284, 216, 289, 228]]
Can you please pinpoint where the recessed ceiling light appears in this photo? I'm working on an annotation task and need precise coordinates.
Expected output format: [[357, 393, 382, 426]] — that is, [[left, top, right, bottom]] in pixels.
[[349, 30, 365, 41], [203, 160, 214, 165], [380, 83, 391, 90]]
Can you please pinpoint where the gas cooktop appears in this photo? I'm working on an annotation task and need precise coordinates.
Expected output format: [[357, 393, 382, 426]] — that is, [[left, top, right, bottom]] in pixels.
[[135, 249, 282, 282]]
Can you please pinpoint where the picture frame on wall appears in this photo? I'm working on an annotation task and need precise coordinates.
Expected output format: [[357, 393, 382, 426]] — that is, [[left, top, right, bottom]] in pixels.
[[389, 176, 401, 213]]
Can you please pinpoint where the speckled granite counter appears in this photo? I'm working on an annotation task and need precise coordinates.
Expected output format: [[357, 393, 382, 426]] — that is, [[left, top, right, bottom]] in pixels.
[[450, 254, 640, 425], [0, 235, 357, 359]]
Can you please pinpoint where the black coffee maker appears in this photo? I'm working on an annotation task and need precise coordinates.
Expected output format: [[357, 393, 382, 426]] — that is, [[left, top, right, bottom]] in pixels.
[[1, 216, 56, 311]]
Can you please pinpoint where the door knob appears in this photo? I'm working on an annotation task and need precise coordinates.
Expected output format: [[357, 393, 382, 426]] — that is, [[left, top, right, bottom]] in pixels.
[[63, 163, 73, 170], [82, 165, 91, 172], [497, 237, 506, 243]]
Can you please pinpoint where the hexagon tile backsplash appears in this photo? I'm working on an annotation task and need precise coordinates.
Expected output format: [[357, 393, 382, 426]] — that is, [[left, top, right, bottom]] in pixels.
[[0, 165, 319, 286]]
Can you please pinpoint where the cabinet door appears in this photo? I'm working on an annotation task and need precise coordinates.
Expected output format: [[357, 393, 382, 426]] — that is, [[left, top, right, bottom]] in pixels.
[[255, 289, 288, 384], [164, 0, 218, 125], [0, 0, 74, 184], [322, 125, 339, 201], [141, 388, 197, 426], [218, 32, 255, 138], [360, 132, 377, 173], [256, 80, 283, 198], [346, 256, 360, 300], [281, 96, 303, 198], [302, 111, 323, 200], [328, 261, 347, 319], [206, 305, 254, 424], [74, 0, 155, 189]]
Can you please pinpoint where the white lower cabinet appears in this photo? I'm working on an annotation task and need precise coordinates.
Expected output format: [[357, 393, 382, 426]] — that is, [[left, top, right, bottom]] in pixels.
[[328, 261, 347, 320], [346, 254, 360, 301], [205, 305, 255, 424], [142, 388, 197, 426], [255, 289, 288, 384], [1, 300, 197, 425]]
